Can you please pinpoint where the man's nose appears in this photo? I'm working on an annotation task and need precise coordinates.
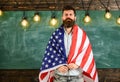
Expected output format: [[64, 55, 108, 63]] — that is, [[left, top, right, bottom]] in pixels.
[[66, 15, 71, 19]]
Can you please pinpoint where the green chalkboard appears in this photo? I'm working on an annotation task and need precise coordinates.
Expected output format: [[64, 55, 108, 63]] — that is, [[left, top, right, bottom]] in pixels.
[[0, 11, 120, 69]]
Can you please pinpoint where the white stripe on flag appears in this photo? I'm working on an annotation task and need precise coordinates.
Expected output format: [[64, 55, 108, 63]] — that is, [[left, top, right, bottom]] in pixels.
[[90, 63, 96, 77], [83, 51, 93, 71]]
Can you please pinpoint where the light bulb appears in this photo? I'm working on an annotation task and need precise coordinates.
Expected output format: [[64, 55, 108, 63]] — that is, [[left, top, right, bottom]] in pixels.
[[0, 9, 3, 16], [50, 18, 58, 26], [33, 14, 40, 22], [105, 11, 112, 19], [116, 16, 120, 25], [21, 18, 29, 28], [84, 15, 91, 23]]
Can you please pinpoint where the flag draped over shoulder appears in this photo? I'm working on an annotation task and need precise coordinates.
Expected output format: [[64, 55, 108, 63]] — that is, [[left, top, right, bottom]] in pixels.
[[39, 24, 98, 82]]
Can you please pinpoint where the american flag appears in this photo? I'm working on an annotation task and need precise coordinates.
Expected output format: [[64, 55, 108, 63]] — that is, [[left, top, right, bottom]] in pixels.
[[39, 24, 98, 82]]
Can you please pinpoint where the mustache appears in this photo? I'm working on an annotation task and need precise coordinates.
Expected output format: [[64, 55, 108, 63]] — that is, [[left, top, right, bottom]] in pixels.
[[64, 18, 73, 23], [65, 18, 73, 22]]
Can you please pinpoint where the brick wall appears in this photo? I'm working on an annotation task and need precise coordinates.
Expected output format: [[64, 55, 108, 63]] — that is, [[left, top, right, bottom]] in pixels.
[[0, 69, 120, 82]]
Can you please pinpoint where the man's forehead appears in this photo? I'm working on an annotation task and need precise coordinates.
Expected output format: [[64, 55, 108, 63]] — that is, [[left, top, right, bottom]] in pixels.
[[63, 10, 74, 14]]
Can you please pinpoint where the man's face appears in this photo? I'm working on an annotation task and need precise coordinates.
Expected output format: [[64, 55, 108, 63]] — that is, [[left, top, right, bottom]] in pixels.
[[62, 10, 76, 28]]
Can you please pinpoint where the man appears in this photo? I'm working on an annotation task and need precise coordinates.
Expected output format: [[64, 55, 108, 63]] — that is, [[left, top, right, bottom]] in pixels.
[[39, 5, 98, 82]]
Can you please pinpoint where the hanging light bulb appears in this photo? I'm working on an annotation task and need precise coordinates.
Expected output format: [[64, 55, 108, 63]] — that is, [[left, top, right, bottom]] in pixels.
[[115, 0, 120, 24], [83, 13, 91, 23], [116, 16, 120, 25], [21, 11, 29, 29], [50, 16, 58, 26], [105, 9, 112, 19], [33, 12, 40, 22], [0, 9, 3, 16], [21, 17, 29, 28]]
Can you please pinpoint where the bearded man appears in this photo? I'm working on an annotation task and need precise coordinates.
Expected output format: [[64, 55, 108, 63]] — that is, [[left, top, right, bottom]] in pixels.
[[39, 5, 98, 82]]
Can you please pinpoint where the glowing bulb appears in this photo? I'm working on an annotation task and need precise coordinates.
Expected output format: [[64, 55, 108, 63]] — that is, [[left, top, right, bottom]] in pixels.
[[105, 11, 112, 19], [116, 16, 120, 25], [50, 18, 58, 26], [33, 14, 40, 22], [84, 15, 91, 23], [21, 18, 29, 28], [0, 9, 3, 16]]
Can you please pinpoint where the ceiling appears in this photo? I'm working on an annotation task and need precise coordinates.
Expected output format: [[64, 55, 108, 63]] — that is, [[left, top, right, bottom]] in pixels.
[[0, 0, 120, 11]]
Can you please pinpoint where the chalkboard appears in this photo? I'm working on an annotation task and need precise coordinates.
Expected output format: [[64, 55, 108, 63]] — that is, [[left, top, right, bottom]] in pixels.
[[0, 11, 120, 69]]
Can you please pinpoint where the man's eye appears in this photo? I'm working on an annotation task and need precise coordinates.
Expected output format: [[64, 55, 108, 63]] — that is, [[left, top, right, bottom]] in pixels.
[[65, 14, 68, 16]]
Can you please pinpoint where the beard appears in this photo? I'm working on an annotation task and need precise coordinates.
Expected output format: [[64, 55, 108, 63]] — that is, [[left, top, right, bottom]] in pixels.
[[63, 18, 75, 28]]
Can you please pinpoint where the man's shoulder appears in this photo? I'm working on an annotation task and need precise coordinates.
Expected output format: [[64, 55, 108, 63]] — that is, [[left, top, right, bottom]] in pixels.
[[51, 27, 63, 36]]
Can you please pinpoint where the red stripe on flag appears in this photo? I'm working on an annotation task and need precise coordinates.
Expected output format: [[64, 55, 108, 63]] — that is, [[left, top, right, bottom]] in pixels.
[[81, 43, 92, 68], [40, 72, 48, 80], [83, 71, 91, 78], [67, 25, 78, 63], [49, 77, 54, 82]]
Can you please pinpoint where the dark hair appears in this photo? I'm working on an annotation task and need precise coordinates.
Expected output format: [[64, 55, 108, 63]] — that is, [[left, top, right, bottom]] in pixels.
[[62, 5, 76, 16]]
